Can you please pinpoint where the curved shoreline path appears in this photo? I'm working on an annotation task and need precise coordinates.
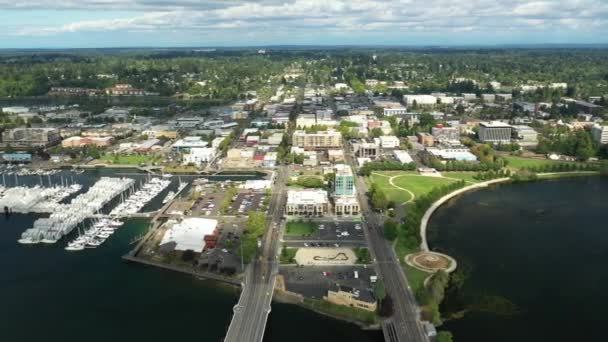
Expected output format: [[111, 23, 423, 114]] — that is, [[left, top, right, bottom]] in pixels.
[[419, 178, 511, 251]]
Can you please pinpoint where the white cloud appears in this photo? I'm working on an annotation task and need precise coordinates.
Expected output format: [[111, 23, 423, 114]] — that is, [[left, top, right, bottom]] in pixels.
[[3, 0, 608, 41]]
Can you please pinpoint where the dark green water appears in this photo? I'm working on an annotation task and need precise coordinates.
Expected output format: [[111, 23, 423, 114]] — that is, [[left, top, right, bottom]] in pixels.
[[428, 176, 608, 342], [0, 170, 382, 342]]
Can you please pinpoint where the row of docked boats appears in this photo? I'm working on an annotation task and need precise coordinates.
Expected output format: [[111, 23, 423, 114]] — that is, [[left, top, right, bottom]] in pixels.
[[162, 181, 187, 204], [0, 184, 82, 213], [65, 218, 124, 251], [110, 177, 171, 216], [18, 177, 135, 245]]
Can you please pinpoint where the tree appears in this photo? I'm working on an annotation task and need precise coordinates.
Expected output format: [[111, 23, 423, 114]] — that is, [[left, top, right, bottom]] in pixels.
[[384, 220, 398, 241], [369, 127, 384, 138], [437, 331, 454, 342], [374, 279, 386, 306]]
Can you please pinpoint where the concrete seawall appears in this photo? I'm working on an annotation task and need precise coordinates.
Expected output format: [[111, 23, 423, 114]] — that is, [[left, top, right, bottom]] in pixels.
[[419, 178, 511, 251]]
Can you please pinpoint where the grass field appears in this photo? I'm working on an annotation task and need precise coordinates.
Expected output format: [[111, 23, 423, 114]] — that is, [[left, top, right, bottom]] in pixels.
[[100, 153, 160, 165], [302, 298, 377, 325], [391, 175, 457, 198], [370, 171, 463, 204], [504, 156, 567, 170], [285, 221, 318, 236], [369, 173, 413, 203], [394, 243, 430, 294], [442, 172, 482, 183]]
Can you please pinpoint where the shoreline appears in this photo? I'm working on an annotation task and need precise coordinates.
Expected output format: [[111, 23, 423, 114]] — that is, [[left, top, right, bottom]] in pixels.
[[419, 171, 601, 252]]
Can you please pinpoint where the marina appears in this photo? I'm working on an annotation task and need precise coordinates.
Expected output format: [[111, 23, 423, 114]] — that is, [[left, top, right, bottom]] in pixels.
[[110, 177, 171, 216], [0, 184, 82, 213], [18, 177, 135, 245]]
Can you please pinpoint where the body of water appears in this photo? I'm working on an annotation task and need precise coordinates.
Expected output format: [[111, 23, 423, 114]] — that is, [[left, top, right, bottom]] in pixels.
[[428, 176, 608, 341], [0, 169, 382, 342]]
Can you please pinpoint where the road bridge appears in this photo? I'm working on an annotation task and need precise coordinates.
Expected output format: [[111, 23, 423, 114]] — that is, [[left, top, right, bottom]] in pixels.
[[223, 166, 287, 342]]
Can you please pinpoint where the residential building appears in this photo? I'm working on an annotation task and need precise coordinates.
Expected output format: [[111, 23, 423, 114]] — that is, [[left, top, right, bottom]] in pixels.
[[431, 125, 460, 142], [1, 128, 61, 148], [286, 190, 329, 216], [478, 122, 512, 143], [591, 125, 608, 144], [334, 165, 355, 196], [379, 136, 400, 149], [324, 284, 377, 312], [417, 132, 434, 147], [292, 130, 342, 150], [105, 84, 145, 96]]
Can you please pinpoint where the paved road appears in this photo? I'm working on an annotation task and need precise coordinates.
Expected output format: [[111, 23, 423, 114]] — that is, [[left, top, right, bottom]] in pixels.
[[345, 149, 429, 342], [224, 166, 287, 342]]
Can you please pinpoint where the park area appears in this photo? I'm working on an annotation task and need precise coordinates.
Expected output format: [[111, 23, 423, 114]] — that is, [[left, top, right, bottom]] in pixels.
[[98, 153, 161, 165], [285, 221, 318, 236], [368, 171, 480, 205]]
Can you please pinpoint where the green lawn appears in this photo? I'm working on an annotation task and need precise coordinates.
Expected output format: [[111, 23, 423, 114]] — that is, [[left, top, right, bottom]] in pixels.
[[369, 173, 413, 203], [442, 172, 482, 183], [100, 153, 160, 165], [285, 221, 318, 236], [394, 243, 431, 295], [302, 298, 377, 325], [504, 156, 566, 170], [391, 175, 457, 198], [280, 247, 298, 264]]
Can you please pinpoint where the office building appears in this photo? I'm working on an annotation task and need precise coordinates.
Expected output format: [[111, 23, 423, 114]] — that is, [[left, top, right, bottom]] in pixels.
[[478, 122, 512, 143], [325, 284, 377, 312], [286, 190, 329, 216], [334, 165, 355, 196]]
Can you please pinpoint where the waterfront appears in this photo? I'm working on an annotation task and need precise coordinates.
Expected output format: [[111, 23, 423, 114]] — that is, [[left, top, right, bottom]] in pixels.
[[428, 176, 608, 341], [0, 170, 382, 342]]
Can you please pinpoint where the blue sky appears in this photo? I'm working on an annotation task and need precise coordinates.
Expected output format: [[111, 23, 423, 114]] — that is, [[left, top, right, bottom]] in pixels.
[[0, 1, 607, 48]]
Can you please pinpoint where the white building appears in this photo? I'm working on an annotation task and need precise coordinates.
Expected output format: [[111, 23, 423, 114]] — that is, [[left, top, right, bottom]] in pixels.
[[183, 147, 217, 166], [393, 150, 413, 164], [383, 106, 408, 116], [591, 125, 608, 144], [173, 136, 208, 152], [335, 83, 349, 90], [2, 106, 30, 114], [334, 196, 360, 215], [211, 136, 226, 149], [403, 95, 437, 106], [286, 190, 329, 216], [160, 218, 217, 253], [379, 136, 400, 149]]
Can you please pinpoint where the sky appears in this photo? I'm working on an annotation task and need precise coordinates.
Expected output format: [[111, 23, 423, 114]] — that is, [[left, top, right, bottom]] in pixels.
[[0, 0, 607, 48]]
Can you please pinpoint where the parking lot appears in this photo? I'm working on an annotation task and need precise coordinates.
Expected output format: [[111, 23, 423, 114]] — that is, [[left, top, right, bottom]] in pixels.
[[190, 191, 224, 216], [279, 265, 376, 299], [228, 191, 267, 215], [283, 219, 366, 247]]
